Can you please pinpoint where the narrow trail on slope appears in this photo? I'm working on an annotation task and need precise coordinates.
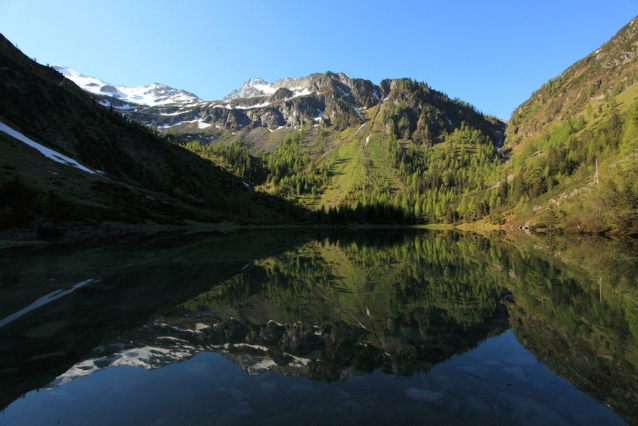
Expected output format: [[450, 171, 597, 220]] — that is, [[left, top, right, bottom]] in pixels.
[[363, 101, 383, 150]]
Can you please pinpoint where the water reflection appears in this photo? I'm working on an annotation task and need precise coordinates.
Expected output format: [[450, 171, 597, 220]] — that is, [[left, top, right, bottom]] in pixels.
[[0, 231, 636, 425]]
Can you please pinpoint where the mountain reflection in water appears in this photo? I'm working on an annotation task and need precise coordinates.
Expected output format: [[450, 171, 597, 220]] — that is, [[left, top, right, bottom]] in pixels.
[[0, 230, 636, 425]]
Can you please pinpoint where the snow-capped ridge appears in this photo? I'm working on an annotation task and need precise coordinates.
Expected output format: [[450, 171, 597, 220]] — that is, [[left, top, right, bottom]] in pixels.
[[53, 65, 201, 107]]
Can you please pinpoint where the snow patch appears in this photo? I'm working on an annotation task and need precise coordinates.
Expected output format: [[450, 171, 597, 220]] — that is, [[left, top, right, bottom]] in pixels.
[[291, 88, 313, 98], [337, 86, 350, 97], [114, 104, 135, 110], [0, 122, 97, 174], [160, 110, 188, 116], [249, 79, 277, 95], [157, 119, 211, 130]]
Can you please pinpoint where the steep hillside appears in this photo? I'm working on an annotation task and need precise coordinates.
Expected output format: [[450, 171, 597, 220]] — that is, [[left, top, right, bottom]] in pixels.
[[0, 34, 299, 238], [493, 17, 638, 234]]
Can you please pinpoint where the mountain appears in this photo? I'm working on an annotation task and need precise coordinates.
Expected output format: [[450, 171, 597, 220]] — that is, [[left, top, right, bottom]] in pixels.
[[0, 34, 299, 238], [56, 66, 502, 143], [52, 65, 202, 107], [57, 64, 506, 222]]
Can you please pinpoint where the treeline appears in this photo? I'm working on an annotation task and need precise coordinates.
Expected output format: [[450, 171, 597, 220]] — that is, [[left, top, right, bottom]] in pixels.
[[388, 124, 501, 222], [183, 124, 505, 224]]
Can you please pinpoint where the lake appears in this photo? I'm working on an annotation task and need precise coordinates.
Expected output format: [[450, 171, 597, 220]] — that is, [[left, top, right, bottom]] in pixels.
[[0, 230, 636, 425]]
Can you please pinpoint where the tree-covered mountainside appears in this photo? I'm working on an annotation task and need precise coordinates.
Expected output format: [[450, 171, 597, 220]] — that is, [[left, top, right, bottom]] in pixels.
[[0, 34, 303, 236]]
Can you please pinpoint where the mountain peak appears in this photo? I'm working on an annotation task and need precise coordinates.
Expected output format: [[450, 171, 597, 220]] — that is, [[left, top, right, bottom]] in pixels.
[[247, 77, 268, 86], [224, 77, 281, 101]]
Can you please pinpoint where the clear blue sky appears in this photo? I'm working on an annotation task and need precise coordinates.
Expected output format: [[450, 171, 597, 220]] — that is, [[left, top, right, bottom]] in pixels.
[[1, 0, 636, 119]]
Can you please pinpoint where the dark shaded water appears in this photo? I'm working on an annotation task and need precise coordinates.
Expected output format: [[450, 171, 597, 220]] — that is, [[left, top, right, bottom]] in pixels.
[[0, 230, 636, 425]]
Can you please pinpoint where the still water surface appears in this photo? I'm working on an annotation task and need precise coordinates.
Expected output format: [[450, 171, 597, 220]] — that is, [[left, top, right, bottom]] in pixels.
[[0, 230, 636, 425]]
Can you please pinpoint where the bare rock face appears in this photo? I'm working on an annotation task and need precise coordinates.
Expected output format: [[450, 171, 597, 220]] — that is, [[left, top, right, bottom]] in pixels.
[[270, 88, 293, 101], [100, 85, 119, 94]]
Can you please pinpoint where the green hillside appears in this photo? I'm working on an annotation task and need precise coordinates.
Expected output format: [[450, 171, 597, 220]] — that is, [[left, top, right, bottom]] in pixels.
[[493, 17, 638, 234]]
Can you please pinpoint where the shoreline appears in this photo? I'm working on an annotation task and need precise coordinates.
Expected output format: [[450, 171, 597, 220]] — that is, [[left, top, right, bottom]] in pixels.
[[1, 219, 634, 251]]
